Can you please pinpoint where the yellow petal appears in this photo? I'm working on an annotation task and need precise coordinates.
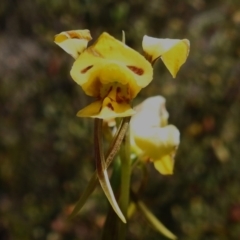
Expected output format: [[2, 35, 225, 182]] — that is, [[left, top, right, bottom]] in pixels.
[[77, 97, 135, 119], [153, 155, 175, 175], [130, 134, 144, 156], [76, 101, 102, 117], [77, 63, 142, 99], [130, 96, 169, 132], [161, 39, 190, 78], [54, 30, 92, 59], [142, 36, 190, 77], [133, 125, 180, 160], [70, 32, 153, 98], [91, 32, 152, 89]]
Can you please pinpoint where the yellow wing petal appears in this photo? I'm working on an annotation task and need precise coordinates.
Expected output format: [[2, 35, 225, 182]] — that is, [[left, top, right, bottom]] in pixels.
[[142, 36, 190, 77], [161, 39, 190, 78], [143, 36, 180, 62], [54, 30, 92, 59]]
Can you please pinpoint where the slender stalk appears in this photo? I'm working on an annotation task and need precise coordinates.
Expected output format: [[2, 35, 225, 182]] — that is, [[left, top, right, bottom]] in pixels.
[[118, 122, 131, 239], [105, 117, 130, 168]]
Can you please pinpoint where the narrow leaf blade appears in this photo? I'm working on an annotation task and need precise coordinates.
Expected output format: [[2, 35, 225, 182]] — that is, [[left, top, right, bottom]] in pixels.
[[137, 201, 177, 240], [97, 168, 126, 223], [68, 172, 98, 219]]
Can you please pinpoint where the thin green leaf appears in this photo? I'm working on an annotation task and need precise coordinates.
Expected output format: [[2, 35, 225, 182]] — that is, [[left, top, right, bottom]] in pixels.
[[137, 200, 177, 240], [98, 168, 126, 223], [69, 118, 130, 219], [68, 172, 98, 219], [95, 119, 126, 223]]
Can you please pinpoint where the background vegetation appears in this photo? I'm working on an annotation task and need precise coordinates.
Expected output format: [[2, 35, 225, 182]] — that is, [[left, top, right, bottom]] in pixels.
[[1, 0, 240, 239]]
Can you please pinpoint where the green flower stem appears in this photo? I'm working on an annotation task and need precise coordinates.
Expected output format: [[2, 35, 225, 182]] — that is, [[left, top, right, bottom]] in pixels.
[[105, 117, 131, 168], [118, 120, 131, 239]]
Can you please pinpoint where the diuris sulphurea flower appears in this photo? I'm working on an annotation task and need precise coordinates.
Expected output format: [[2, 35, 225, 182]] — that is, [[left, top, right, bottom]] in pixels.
[[54, 29, 189, 232], [54, 30, 189, 119], [55, 30, 153, 119], [130, 96, 180, 175]]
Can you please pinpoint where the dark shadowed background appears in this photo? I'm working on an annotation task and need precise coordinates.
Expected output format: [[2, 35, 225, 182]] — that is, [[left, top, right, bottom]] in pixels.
[[1, 0, 240, 239]]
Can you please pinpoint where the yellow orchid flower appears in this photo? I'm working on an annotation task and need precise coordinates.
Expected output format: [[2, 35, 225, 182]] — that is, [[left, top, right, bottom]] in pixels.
[[54, 30, 190, 119], [55, 30, 153, 119], [130, 96, 180, 175], [143, 36, 190, 78]]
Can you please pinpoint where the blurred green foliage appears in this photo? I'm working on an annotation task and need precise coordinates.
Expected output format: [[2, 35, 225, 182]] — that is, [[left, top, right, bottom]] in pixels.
[[1, 0, 240, 239]]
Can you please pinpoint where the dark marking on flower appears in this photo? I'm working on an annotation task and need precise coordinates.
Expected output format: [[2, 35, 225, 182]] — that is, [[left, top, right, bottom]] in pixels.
[[67, 31, 92, 41], [152, 57, 160, 66], [81, 65, 93, 73], [108, 86, 113, 93], [144, 52, 155, 65], [107, 103, 114, 111], [127, 66, 144, 75], [88, 48, 104, 58], [116, 86, 131, 103], [116, 88, 123, 103], [68, 32, 82, 39], [105, 86, 113, 100]]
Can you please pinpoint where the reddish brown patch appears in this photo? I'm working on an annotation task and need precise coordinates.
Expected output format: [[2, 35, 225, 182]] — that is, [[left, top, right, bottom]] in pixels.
[[115, 87, 122, 103], [87, 48, 103, 58], [108, 86, 113, 94], [68, 30, 92, 40], [127, 66, 144, 75], [81, 65, 93, 73], [116, 86, 130, 103], [107, 103, 114, 111]]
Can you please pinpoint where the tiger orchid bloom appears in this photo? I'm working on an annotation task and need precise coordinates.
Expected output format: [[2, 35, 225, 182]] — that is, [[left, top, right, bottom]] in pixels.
[[130, 96, 180, 175], [54, 30, 190, 119], [55, 30, 153, 119]]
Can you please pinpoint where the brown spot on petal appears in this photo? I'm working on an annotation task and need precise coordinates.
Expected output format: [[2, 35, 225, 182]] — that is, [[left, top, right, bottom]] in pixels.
[[67, 30, 92, 41], [127, 66, 144, 75], [116, 89, 123, 103], [87, 48, 103, 58], [117, 87, 121, 93], [107, 103, 114, 111], [81, 65, 93, 73]]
